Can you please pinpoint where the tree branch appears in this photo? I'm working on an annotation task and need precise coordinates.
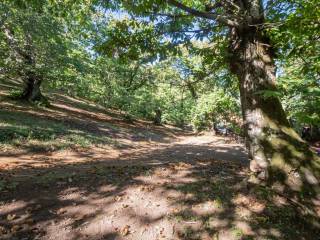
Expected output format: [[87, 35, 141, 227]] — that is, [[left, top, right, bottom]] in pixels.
[[1, 24, 28, 60], [145, 12, 191, 19], [159, 27, 213, 35], [166, 0, 240, 27]]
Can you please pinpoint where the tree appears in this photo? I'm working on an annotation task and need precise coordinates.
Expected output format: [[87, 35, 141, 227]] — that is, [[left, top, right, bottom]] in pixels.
[[1, 23, 44, 101], [98, 0, 319, 215], [1, 0, 318, 217], [0, 0, 93, 102]]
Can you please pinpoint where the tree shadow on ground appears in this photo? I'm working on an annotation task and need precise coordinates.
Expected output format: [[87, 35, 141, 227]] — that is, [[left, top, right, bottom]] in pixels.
[[1, 138, 319, 240], [0, 93, 185, 154]]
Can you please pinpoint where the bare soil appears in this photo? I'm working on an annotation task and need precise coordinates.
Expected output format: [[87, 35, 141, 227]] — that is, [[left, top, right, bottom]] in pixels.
[[0, 86, 319, 240]]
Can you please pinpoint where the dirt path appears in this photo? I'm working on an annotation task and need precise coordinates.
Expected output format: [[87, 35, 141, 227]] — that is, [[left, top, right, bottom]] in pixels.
[[1, 133, 318, 240], [0, 87, 319, 240]]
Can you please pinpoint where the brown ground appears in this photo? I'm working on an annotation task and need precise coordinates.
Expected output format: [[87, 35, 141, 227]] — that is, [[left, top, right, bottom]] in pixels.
[[0, 83, 319, 240]]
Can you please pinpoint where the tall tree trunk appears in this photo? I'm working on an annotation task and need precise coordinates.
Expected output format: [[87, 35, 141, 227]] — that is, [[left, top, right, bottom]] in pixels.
[[168, 0, 319, 221], [227, 4, 320, 218]]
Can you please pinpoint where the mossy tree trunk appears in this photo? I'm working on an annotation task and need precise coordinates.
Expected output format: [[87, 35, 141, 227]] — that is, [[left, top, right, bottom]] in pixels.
[[227, 1, 320, 217]]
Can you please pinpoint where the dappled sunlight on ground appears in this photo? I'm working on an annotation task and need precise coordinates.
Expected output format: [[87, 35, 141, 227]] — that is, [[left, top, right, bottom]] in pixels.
[[0, 85, 182, 153], [1, 134, 318, 239], [0, 87, 319, 239]]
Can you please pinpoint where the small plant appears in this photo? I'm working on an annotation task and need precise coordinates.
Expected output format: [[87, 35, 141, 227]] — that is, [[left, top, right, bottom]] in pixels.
[[213, 197, 223, 209], [231, 226, 244, 239], [179, 227, 197, 239], [7, 89, 24, 99]]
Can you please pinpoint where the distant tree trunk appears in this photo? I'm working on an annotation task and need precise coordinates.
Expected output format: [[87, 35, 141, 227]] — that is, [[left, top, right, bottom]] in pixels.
[[21, 74, 44, 101], [186, 81, 197, 99], [227, 1, 320, 208], [213, 122, 219, 135], [154, 108, 162, 125]]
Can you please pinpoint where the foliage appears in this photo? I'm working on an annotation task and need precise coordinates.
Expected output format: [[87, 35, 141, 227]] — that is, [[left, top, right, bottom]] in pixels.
[[0, 1, 68, 84], [278, 62, 320, 128], [0, 0, 318, 134], [268, 0, 320, 131], [191, 90, 240, 131]]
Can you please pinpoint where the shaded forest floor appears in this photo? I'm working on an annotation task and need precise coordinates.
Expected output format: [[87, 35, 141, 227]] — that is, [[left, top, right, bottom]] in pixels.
[[0, 83, 319, 240]]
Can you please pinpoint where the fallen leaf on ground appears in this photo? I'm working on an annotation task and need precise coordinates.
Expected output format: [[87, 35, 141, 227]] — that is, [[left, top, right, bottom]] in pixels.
[[114, 195, 123, 202], [120, 225, 130, 236], [57, 209, 67, 214], [7, 214, 16, 221], [25, 207, 33, 214], [0, 225, 7, 234], [10, 225, 20, 233]]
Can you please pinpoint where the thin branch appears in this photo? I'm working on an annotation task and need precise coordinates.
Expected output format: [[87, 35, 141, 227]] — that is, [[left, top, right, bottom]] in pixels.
[[145, 12, 191, 19], [1, 24, 28, 60], [248, 21, 285, 29], [160, 28, 213, 35], [224, 0, 241, 12]]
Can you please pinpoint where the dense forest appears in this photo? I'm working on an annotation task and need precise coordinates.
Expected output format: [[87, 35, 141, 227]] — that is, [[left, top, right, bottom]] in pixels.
[[0, 0, 319, 239]]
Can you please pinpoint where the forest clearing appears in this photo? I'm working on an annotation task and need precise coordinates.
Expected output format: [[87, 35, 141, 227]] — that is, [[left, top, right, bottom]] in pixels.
[[0, 86, 318, 240], [1, 1, 320, 239]]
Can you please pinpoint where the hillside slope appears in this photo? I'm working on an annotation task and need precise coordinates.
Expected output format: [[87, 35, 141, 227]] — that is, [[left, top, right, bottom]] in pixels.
[[0, 83, 319, 240], [0, 83, 185, 169]]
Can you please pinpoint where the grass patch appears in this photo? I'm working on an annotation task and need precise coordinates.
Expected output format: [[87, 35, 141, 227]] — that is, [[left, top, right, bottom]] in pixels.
[[169, 209, 200, 223], [0, 109, 117, 152], [178, 226, 200, 240], [35, 172, 75, 187], [0, 179, 19, 192]]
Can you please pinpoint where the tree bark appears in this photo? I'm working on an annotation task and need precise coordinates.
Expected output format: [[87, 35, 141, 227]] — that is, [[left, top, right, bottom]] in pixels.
[[21, 75, 44, 101], [186, 81, 198, 99], [227, 3, 320, 216], [167, 0, 319, 220], [153, 107, 162, 125]]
